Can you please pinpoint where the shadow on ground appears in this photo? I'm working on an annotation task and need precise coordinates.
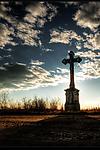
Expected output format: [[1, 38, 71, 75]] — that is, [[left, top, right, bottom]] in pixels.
[[0, 113, 100, 147]]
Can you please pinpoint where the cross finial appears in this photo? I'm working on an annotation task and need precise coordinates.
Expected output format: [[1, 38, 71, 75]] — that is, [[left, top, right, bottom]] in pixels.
[[62, 51, 82, 89]]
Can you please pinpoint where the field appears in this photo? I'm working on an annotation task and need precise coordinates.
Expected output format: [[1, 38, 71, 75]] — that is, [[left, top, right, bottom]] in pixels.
[[0, 113, 100, 148]]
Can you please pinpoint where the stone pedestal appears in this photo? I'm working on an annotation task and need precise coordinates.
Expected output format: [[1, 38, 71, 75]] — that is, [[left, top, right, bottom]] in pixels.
[[64, 88, 80, 112]]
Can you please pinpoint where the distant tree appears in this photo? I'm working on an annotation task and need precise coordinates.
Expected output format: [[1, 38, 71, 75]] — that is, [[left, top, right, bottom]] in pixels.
[[50, 99, 58, 111], [0, 91, 9, 109], [49, 97, 62, 112], [33, 96, 39, 111], [9, 100, 16, 109], [17, 102, 22, 110], [32, 96, 46, 112], [38, 98, 46, 112], [22, 97, 32, 110]]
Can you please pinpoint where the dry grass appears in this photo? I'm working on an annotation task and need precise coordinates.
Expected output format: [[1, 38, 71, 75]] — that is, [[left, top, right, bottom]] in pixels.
[[0, 114, 100, 147], [0, 115, 57, 129]]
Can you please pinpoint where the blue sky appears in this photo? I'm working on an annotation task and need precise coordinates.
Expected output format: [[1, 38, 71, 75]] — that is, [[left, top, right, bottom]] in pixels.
[[0, 1, 100, 109]]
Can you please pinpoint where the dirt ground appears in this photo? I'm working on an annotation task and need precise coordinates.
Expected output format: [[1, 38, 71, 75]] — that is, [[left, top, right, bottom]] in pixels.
[[0, 114, 100, 148]]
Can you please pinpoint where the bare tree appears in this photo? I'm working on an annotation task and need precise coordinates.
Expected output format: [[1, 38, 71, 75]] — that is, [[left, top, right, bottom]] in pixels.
[[22, 97, 32, 110], [38, 98, 46, 112], [0, 91, 9, 109], [49, 97, 61, 111]]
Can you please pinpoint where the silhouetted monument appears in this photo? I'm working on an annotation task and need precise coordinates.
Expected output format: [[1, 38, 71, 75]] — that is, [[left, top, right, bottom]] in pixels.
[[62, 51, 82, 112]]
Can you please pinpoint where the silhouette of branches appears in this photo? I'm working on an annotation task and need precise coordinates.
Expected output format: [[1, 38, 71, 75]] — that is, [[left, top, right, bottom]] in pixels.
[[0, 92, 63, 114]]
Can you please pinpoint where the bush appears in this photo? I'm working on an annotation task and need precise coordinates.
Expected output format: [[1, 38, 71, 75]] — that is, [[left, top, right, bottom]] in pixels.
[[0, 92, 64, 114], [0, 92, 9, 109]]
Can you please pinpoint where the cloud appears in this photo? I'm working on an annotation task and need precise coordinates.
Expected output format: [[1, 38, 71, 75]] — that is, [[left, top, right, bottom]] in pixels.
[[24, 2, 57, 26], [15, 1, 23, 5], [75, 50, 100, 79], [0, 2, 17, 25], [0, 2, 40, 47], [75, 42, 82, 50], [75, 50, 100, 59], [0, 62, 69, 91], [0, 2, 58, 48], [56, 67, 69, 74], [6, 48, 12, 52], [73, 2, 100, 31], [16, 22, 41, 46], [30, 60, 45, 66], [83, 32, 100, 50], [58, 1, 79, 8], [65, 1, 80, 8], [0, 23, 17, 48], [24, 2, 47, 27], [78, 59, 100, 79], [46, 3, 58, 21], [1, 59, 99, 92], [42, 48, 54, 52], [50, 28, 83, 44], [67, 2, 79, 5], [49, 27, 100, 51]]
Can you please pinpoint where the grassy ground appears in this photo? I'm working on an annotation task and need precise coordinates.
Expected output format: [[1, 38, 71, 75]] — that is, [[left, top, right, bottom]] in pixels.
[[0, 113, 100, 148]]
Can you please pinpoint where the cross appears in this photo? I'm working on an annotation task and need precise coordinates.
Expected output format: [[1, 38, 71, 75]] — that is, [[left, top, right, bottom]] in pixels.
[[62, 51, 82, 89]]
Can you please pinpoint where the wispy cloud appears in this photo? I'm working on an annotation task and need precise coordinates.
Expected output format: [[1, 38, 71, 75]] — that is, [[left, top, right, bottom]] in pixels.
[[30, 60, 45, 66], [75, 50, 100, 79], [50, 28, 83, 45], [56, 67, 69, 74], [73, 2, 100, 31], [75, 50, 100, 59], [16, 22, 41, 46], [0, 62, 69, 91], [24, 2, 47, 27], [24, 2, 57, 26], [0, 23, 17, 48], [65, 1, 80, 8], [83, 32, 100, 50], [78, 59, 100, 79], [0, 58, 99, 92], [49, 27, 100, 51], [0, 2, 17, 25], [0, 2, 58, 48], [42, 48, 54, 52]]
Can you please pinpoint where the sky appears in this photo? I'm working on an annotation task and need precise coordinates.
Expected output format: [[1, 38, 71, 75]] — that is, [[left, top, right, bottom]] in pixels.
[[0, 1, 100, 109]]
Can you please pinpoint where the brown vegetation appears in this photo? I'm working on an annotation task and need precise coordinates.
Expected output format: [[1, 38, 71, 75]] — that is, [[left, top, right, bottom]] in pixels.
[[0, 92, 100, 114], [0, 92, 63, 114]]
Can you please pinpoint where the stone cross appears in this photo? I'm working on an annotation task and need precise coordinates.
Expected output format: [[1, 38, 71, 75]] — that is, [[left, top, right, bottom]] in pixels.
[[62, 51, 82, 89]]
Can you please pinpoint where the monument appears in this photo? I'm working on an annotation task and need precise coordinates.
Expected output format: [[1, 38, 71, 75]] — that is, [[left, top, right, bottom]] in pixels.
[[62, 51, 82, 112]]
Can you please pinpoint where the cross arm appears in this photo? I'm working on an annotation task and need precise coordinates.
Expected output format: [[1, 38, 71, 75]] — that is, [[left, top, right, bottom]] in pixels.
[[74, 56, 82, 63], [62, 58, 70, 65]]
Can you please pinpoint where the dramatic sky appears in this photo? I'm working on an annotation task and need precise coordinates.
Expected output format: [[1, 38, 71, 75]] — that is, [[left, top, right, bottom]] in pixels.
[[0, 1, 100, 108]]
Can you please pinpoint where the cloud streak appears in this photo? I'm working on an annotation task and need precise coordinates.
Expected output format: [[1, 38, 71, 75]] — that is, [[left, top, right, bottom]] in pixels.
[[78, 59, 100, 79], [0, 23, 16, 48], [75, 50, 100, 59], [83, 32, 100, 50], [75, 50, 100, 79], [50, 28, 82, 45], [0, 62, 69, 91], [0, 2, 58, 48], [73, 2, 100, 31]]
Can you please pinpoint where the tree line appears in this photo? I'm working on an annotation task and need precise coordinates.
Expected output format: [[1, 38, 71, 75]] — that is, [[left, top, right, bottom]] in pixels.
[[0, 92, 64, 114]]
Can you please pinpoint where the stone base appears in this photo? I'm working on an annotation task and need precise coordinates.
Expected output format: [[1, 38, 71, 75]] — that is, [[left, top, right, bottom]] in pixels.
[[64, 88, 80, 112]]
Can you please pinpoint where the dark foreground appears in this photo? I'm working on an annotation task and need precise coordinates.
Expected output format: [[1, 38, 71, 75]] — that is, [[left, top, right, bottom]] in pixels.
[[0, 113, 100, 148]]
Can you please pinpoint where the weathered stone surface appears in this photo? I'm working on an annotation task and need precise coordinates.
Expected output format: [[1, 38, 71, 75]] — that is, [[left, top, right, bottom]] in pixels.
[[65, 88, 80, 111]]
